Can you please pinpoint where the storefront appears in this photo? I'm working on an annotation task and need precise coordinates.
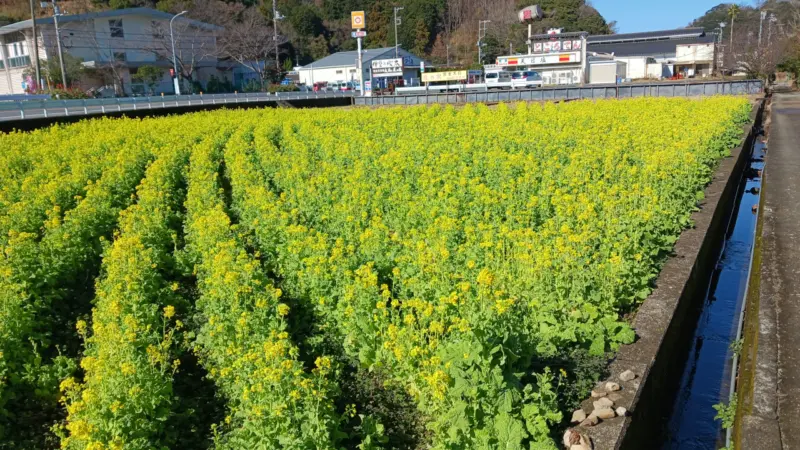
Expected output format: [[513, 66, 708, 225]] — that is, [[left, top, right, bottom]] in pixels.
[[493, 31, 588, 86]]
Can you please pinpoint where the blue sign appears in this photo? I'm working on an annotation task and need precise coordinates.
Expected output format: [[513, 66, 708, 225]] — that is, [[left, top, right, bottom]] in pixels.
[[403, 56, 414, 66]]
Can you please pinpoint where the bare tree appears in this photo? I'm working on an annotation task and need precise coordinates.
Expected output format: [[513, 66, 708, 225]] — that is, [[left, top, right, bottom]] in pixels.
[[733, 21, 790, 79], [148, 18, 218, 93], [216, 8, 285, 89]]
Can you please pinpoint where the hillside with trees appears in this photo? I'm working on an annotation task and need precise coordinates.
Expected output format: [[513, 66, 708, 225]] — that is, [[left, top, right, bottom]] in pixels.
[[690, 1, 800, 79]]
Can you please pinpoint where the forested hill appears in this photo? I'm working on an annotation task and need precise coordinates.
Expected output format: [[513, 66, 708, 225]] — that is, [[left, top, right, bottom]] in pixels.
[[3, 0, 614, 67]]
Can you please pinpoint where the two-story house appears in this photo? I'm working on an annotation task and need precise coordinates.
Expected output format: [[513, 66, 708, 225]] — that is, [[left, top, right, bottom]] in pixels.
[[0, 7, 226, 95]]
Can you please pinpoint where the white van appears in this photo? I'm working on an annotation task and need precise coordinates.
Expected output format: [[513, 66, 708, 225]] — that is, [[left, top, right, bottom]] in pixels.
[[485, 71, 512, 89]]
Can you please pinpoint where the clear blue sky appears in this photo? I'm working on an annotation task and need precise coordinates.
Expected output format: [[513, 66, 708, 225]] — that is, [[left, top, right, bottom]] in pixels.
[[591, 0, 756, 33]]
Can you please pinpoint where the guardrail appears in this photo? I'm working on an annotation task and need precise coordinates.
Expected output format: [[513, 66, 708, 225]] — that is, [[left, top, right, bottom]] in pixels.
[[355, 80, 764, 106], [0, 91, 354, 121], [0, 94, 51, 102]]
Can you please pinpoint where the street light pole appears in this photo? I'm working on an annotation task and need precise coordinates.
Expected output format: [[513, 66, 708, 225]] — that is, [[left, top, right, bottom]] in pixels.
[[477, 20, 490, 65], [393, 6, 404, 58], [272, 0, 280, 73], [446, 44, 450, 67], [42, 1, 67, 89], [170, 10, 187, 95], [29, 0, 41, 90]]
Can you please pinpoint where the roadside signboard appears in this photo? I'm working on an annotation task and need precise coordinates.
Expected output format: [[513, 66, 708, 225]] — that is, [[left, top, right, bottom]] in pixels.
[[422, 70, 467, 83], [420, 61, 425, 73], [371, 58, 403, 77], [351, 30, 367, 38], [351, 11, 365, 29], [496, 52, 581, 67]]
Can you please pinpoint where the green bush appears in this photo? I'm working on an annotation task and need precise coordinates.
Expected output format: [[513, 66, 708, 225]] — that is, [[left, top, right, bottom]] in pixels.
[[267, 83, 300, 93]]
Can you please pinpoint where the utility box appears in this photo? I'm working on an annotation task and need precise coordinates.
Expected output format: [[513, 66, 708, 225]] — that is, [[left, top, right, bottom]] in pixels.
[[589, 60, 627, 84]]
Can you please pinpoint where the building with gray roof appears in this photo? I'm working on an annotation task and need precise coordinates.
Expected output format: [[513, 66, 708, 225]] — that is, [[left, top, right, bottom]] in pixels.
[[296, 47, 429, 92], [587, 28, 718, 79]]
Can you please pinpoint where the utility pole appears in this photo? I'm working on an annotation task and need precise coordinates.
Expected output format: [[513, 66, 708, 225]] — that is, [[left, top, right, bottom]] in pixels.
[[42, 1, 67, 89], [272, 0, 280, 73], [477, 20, 490, 65], [30, 0, 41, 90], [759, 10, 766, 47], [446, 44, 450, 67], [715, 22, 725, 75], [768, 14, 777, 46], [170, 10, 187, 95], [393, 6, 404, 58]]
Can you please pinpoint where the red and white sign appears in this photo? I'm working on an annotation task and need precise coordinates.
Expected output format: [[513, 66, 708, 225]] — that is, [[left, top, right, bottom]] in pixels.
[[496, 52, 581, 67]]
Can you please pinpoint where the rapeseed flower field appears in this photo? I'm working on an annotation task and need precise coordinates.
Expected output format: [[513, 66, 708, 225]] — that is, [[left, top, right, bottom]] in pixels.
[[0, 97, 751, 449]]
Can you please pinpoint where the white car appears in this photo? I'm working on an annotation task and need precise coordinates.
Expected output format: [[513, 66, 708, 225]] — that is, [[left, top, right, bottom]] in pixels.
[[485, 71, 512, 87], [511, 70, 543, 89]]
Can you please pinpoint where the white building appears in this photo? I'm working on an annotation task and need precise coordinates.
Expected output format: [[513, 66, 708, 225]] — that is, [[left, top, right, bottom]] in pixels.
[[0, 8, 225, 96], [587, 28, 717, 80], [296, 47, 427, 90]]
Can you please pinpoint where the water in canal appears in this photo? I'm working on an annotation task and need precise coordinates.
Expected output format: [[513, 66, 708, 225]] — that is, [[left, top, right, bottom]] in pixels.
[[660, 136, 766, 449]]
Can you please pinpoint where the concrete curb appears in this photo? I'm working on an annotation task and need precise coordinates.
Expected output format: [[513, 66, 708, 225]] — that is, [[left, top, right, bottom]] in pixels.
[[573, 97, 766, 449]]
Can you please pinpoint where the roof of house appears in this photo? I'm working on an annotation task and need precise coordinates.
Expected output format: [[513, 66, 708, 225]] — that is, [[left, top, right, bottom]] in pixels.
[[0, 7, 221, 36], [587, 27, 706, 45], [588, 34, 717, 58], [298, 47, 426, 70]]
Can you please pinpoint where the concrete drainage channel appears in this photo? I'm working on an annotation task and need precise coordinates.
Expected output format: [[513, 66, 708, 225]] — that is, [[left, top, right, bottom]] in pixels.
[[660, 121, 766, 449], [563, 97, 766, 450]]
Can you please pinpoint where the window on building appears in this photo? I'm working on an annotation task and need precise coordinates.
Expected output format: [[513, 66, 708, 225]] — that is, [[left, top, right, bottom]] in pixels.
[[109, 19, 124, 38], [336, 70, 343, 74], [349, 69, 356, 73], [114, 51, 126, 62]]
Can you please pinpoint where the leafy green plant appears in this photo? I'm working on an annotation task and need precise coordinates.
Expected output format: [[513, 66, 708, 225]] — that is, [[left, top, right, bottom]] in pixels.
[[713, 393, 738, 430]]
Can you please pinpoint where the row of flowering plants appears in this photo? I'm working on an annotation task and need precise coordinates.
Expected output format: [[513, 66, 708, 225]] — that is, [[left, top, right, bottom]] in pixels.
[[58, 142, 193, 450], [0, 97, 751, 449], [0, 124, 158, 444], [182, 124, 349, 449]]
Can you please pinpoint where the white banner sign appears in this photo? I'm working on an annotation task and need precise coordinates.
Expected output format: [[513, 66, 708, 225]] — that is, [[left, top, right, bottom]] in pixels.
[[371, 58, 404, 77], [496, 52, 581, 67]]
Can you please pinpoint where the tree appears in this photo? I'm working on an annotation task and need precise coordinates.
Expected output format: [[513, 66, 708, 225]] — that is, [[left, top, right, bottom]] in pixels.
[[412, 19, 430, 56], [217, 7, 285, 90], [308, 34, 330, 61], [366, 4, 389, 49], [288, 4, 323, 37], [43, 53, 85, 90], [728, 4, 740, 53], [430, 34, 449, 64], [133, 65, 163, 94], [148, 17, 218, 94]]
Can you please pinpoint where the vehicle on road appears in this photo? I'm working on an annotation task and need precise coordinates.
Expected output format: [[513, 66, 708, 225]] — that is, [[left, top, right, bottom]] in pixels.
[[511, 71, 543, 89]]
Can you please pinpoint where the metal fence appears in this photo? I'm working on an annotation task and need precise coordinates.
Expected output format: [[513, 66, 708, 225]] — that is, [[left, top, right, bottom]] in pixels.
[[0, 91, 354, 122], [354, 80, 764, 106]]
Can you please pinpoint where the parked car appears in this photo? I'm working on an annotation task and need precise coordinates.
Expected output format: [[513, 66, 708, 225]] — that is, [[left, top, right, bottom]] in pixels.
[[511, 70, 543, 89], [485, 71, 513, 89]]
